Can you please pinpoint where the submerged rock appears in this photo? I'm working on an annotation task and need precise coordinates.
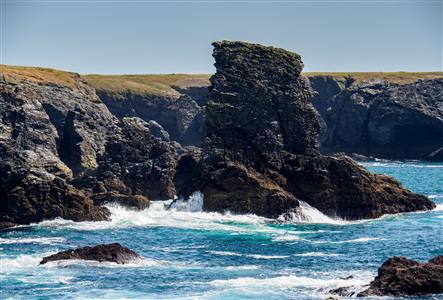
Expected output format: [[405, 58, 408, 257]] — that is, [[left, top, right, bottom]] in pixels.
[[184, 40, 435, 220], [40, 243, 140, 265], [358, 256, 443, 297]]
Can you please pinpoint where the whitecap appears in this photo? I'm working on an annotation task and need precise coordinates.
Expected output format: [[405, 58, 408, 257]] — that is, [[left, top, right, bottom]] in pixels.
[[0, 237, 65, 245], [272, 235, 301, 242], [42, 257, 165, 268], [293, 252, 343, 257], [311, 237, 385, 244], [207, 251, 289, 259], [224, 265, 259, 270], [210, 274, 368, 289]]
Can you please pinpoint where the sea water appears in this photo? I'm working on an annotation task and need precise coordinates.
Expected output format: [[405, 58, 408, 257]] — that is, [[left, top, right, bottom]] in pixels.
[[1, 161, 442, 299]]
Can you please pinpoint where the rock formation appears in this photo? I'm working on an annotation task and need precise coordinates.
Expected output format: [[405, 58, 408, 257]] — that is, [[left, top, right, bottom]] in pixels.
[[358, 256, 443, 296], [309, 76, 443, 161], [180, 41, 435, 220], [94, 88, 206, 146], [0, 70, 180, 229], [40, 243, 140, 264]]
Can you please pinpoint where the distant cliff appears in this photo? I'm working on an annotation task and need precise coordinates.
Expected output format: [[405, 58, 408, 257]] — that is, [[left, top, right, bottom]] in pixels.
[[84, 71, 443, 161], [307, 73, 443, 161]]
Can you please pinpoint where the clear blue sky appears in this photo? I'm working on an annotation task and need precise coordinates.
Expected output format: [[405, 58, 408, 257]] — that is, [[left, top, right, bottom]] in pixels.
[[2, 0, 442, 74]]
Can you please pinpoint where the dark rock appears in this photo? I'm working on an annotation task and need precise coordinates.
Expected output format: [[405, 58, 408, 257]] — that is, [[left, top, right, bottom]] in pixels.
[[329, 286, 355, 297], [185, 41, 435, 219], [40, 243, 140, 265], [92, 192, 149, 210], [147, 120, 170, 142], [0, 171, 110, 226], [281, 154, 434, 220], [74, 117, 179, 200], [358, 256, 443, 297], [313, 78, 443, 161], [95, 90, 204, 146]]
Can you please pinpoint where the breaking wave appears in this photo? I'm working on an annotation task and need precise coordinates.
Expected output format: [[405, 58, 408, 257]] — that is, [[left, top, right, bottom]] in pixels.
[[0, 237, 65, 245]]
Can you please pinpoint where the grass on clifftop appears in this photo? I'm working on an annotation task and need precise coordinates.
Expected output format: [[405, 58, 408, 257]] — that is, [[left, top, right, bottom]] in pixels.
[[83, 74, 211, 97], [1, 64, 79, 88], [303, 72, 443, 84], [2, 65, 441, 95]]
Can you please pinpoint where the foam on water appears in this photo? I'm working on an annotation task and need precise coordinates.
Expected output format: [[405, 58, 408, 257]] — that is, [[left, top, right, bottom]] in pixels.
[[0, 237, 65, 245], [207, 251, 289, 259], [294, 252, 343, 257], [311, 237, 385, 244]]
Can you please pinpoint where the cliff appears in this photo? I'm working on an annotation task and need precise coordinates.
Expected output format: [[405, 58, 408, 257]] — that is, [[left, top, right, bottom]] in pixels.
[[308, 74, 443, 161], [177, 41, 435, 220], [0, 65, 181, 228]]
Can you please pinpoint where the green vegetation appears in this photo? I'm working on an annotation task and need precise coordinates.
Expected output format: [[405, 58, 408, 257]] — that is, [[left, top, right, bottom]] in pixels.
[[2, 65, 441, 95], [1, 64, 79, 88], [83, 74, 210, 97], [303, 72, 443, 84]]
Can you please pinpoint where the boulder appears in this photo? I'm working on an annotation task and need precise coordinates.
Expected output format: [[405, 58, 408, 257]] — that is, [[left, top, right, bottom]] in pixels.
[[40, 243, 140, 265], [358, 256, 443, 297], [92, 192, 149, 210]]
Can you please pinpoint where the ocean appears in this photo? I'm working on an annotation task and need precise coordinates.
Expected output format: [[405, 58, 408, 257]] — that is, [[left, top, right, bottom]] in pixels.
[[1, 161, 442, 299]]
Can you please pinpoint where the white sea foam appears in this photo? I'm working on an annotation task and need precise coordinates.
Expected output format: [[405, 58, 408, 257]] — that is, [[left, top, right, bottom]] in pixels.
[[428, 195, 443, 199], [207, 250, 289, 259], [210, 273, 368, 289], [0, 237, 65, 245], [279, 201, 363, 225], [224, 265, 259, 270], [311, 237, 385, 244], [360, 162, 443, 168], [42, 257, 165, 268], [434, 204, 443, 211], [293, 252, 343, 257], [272, 235, 301, 242]]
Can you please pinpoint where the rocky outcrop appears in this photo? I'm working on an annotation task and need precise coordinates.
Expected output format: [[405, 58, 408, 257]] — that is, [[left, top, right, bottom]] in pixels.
[[358, 256, 443, 297], [40, 243, 140, 265], [1, 71, 180, 228], [0, 75, 113, 228], [95, 89, 206, 146], [73, 117, 179, 200], [309, 76, 443, 161], [179, 41, 435, 220]]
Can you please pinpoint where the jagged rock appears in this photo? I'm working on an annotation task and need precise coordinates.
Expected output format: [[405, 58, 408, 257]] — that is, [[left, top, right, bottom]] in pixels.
[[281, 154, 434, 220], [313, 78, 443, 161], [147, 120, 170, 141], [358, 256, 443, 297], [0, 171, 110, 228], [40, 243, 140, 265], [0, 76, 113, 227], [92, 192, 149, 210], [74, 117, 179, 200], [186, 41, 435, 219], [0, 71, 178, 227], [95, 90, 203, 145]]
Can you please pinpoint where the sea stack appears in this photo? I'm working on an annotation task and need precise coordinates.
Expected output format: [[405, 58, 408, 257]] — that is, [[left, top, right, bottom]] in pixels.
[[181, 40, 435, 220]]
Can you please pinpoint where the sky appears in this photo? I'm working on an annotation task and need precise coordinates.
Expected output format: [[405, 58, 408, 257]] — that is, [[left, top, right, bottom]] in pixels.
[[1, 0, 442, 74]]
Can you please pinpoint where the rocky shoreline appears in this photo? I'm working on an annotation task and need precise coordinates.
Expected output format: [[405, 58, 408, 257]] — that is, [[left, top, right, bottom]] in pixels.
[[0, 41, 437, 228]]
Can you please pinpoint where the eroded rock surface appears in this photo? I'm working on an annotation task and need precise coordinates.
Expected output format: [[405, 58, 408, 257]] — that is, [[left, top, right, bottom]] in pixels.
[[181, 41, 435, 220], [358, 256, 443, 297], [40, 243, 140, 265], [310, 77, 443, 161]]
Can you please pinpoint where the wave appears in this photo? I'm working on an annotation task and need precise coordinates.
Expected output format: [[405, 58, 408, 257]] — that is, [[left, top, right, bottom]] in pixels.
[[311, 237, 385, 244], [279, 201, 362, 225], [210, 273, 369, 289], [0, 237, 65, 245], [293, 252, 343, 257], [360, 162, 443, 168], [428, 195, 443, 199], [42, 257, 165, 268], [207, 251, 289, 259]]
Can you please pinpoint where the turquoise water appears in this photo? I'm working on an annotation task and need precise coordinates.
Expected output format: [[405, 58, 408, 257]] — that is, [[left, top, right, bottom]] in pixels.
[[1, 161, 442, 300]]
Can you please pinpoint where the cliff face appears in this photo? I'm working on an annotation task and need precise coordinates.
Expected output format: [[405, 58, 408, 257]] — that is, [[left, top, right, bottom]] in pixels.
[[84, 74, 210, 147], [0, 69, 181, 228], [308, 76, 443, 161], [181, 41, 435, 220]]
